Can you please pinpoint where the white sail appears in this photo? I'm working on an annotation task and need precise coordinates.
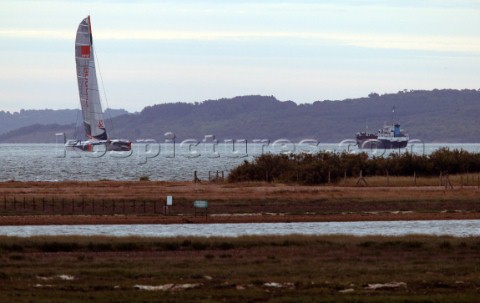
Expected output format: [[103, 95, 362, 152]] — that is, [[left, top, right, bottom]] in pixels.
[[75, 16, 107, 140]]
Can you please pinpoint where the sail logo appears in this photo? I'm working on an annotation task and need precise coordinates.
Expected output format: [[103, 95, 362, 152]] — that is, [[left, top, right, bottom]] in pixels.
[[98, 120, 105, 128], [81, 45, 90, 58], [83, 67, 89, 106]]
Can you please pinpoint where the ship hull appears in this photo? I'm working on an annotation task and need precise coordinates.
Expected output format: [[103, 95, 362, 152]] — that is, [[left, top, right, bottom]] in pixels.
[[356, 138, 408, 149], [378, 139, 408, 149]]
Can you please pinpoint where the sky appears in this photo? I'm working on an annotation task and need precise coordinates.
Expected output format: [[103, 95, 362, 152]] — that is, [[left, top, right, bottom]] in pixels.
[[1, 0, 479, 112]]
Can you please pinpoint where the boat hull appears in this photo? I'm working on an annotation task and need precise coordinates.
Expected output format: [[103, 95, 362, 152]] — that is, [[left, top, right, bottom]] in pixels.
[[65, 139, 131, 152], [357, 138, 408, 149]]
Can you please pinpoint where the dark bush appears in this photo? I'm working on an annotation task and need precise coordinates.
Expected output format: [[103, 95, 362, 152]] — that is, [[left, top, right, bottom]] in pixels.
[[228, 148, 480, 184]]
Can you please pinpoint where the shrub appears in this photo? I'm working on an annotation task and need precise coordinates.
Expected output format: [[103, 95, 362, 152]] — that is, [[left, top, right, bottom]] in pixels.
[[228, 149, 480, 184]]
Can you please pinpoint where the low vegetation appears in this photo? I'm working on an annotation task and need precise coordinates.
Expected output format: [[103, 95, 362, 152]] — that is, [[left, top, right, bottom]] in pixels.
[[0, 235, 479, 302], [228, 148, 480, 184]]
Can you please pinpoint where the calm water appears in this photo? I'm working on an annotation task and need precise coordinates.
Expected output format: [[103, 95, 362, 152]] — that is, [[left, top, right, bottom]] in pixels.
[[1, 143, 480, 181], [0, 220, 479, 237]]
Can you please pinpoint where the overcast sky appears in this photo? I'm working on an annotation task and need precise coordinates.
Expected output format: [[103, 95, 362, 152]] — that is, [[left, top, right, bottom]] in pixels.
[[1, 0, 479, 112]]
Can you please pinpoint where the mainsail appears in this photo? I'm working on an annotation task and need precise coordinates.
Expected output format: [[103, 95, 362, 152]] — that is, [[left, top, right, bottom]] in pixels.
[[75, 16, 107, 140]]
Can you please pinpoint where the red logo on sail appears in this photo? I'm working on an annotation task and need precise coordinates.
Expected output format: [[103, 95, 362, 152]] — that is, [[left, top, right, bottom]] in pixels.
[[98, 120, 105, 128], [81, 46, 90, 58]]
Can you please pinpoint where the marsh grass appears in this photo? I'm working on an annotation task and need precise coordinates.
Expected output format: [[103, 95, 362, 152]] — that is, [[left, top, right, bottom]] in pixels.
[[0, 235, 479, 302]]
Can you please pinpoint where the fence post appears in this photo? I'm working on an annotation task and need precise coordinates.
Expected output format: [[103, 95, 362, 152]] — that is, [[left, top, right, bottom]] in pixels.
[[413, 172, 417, 187]]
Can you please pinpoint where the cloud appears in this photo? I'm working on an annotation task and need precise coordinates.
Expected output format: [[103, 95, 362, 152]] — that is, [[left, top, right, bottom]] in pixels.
[[2, 28, 479, 53]]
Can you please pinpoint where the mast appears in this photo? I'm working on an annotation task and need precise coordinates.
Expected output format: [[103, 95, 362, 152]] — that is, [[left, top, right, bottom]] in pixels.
[[75, 16, 107, 140]]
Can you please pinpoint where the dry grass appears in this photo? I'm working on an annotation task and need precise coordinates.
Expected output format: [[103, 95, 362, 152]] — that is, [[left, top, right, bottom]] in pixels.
[[1, 180, 480, 223], [341, 173, 480, 187]]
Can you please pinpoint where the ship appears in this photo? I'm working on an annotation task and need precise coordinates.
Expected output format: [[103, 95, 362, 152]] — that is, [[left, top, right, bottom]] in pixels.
[[65, 16, 131, 152], [356, 108, 409, 149]]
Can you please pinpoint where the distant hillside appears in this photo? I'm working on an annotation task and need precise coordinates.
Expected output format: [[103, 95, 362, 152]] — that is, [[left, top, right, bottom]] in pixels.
[[0, 124, 77, 144], [0, 108, 128, 135], [1, 89, 479, 143], [111, 89, 480, 143]]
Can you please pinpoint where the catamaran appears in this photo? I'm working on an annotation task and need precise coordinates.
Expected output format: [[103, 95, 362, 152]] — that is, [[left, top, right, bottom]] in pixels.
[[65, 16, 131, 152]]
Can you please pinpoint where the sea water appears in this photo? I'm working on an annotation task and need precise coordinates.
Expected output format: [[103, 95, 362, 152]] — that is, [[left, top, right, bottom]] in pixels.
[[0, 220, 478, 237], [1, 143, 480, 181]]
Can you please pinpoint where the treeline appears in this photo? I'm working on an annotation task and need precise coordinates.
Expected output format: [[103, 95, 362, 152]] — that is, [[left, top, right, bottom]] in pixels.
[[228, 148, 480, 184]]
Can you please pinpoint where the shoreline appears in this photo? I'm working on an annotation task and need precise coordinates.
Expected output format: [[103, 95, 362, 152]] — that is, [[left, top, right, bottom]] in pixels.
[[1, 211, 479, 226]]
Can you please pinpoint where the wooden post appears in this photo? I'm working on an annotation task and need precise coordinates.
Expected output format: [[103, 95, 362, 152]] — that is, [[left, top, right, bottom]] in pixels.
[[356, 170, 368, 187], [443, 173, 453, 190], [413, 172, 417, 187], [194, 171, 201, 183]]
